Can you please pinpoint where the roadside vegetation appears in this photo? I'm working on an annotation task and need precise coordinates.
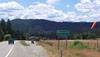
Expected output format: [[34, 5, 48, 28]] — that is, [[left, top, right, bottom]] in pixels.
[[20, 40, 30, 46], [67, 41, 89, 49], [37, 40, 100, 57]]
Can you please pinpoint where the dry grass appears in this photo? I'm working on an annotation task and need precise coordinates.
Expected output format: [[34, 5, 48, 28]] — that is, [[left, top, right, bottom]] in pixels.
[[20, 40, 30, 46], [45, 40, 100, 49], [37, 40, 100, 57]]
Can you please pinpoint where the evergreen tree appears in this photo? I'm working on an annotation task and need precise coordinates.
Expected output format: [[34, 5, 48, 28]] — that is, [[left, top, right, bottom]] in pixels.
[[0, 29, 4, 41], [6, 19, 13, 35], [0, 19, 28, 41], [0, 19, 6, 34], [21, 31, 26, 40]]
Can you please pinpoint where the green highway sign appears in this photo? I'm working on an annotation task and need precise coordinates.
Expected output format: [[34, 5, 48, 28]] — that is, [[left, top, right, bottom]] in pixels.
[[56, 30, 70, 36]]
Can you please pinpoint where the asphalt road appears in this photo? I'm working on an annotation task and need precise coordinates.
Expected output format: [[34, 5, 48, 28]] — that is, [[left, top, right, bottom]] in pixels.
[[0, 41, 48, 57]]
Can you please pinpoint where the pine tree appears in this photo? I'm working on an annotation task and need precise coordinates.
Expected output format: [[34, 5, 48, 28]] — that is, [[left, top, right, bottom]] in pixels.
[[6, 19, 13, 34], [21, 31, 26, 40], [0, 19, 6, 34], [0, 28, 4, 41]]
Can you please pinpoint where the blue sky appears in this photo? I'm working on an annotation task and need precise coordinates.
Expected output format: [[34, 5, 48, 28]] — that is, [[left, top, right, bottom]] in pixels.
[[0, 0, 100, 22]]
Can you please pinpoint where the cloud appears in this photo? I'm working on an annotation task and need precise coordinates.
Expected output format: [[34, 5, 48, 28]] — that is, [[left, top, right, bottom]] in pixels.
[[81, 0, 91, 3], [0, 1, 100, 22], [0, 1, 68, 22], [46, 0, 60, 5], [75, 2, 93, 12], [74, 0, 100, 22], [0, 1, 24, 10], [0, 1, 24, 20], [25, 3, 68, 22]]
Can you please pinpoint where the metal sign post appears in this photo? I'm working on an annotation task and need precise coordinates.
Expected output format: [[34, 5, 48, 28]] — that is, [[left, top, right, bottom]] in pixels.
[[60, 44, 63, 57], [56, 30, 70, 57], [66, 36, 67, 48], [57, 30, 70, 49], [58, 36, 60, 50], [97, 38, 98, 51]]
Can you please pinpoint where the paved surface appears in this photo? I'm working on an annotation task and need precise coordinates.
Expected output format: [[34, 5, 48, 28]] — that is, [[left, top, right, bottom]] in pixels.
[[0, 41, 48, 57], [0, 41, 13, 57]]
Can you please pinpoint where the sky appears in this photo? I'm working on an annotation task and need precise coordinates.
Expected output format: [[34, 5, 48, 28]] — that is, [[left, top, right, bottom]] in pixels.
[[0, 0, 100, 22]]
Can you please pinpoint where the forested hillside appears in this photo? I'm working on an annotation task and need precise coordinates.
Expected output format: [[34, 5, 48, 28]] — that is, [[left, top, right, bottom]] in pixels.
[[10, 19, 100, 39], [0, 19, 27, 41], [11, 19, 100, 34]]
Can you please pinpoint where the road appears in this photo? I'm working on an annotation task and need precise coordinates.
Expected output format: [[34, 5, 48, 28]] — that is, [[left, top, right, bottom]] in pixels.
[[0, 41, 48, 57]]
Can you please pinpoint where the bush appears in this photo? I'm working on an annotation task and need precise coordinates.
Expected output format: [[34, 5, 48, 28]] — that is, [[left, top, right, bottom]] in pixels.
[[68, 41, 89, 49], [4, 34, 11, 40]]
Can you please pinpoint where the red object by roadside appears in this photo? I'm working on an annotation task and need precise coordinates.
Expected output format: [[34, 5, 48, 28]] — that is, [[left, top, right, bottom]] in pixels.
[[91, 22, 96, 30]]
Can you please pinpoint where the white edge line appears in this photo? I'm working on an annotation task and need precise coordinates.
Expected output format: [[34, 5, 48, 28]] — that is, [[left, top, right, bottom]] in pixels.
[[5, 45, 14, 57]]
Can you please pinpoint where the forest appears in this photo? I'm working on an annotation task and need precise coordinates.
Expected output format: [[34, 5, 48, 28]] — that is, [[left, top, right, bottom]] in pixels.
[[0, 19, 27, 41]]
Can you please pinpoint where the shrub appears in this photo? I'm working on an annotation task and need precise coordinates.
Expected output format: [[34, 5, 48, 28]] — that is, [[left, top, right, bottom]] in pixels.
[[68, 41, 89, 49], [4, 34, 11, 40]]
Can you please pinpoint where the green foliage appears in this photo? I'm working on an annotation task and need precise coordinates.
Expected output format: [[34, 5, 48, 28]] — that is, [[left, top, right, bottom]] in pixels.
[[0, 19, 6, 34], [73, 33, 81, 39], [81, 32, 96, 39], [0, 29, 4, 41], [4, 34, 11, 40], [92, 29, 100, 38], [0, 19, 28, 41], [7, 19, 13, 34], [68, 41, 89, 49], [72, 32, 97, 40]]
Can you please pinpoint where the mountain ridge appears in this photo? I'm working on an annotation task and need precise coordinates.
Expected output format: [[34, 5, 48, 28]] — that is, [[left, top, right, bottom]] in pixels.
[[11, 19, 100, 34]]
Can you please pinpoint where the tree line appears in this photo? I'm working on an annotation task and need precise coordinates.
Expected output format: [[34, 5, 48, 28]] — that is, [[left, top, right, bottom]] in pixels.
[[0, 19, 27, 41], [30, 29, 100, 40]]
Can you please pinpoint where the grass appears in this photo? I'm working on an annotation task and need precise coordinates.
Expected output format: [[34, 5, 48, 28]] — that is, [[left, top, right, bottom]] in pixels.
[[67, 41, 89, 49], [20, 40, 30, 46], [45, 40, 99, 49], [37, 40, 100, 57]]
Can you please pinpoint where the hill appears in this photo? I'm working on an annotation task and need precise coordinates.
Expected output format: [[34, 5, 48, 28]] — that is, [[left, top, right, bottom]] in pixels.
[[11, 19, 100, 34]]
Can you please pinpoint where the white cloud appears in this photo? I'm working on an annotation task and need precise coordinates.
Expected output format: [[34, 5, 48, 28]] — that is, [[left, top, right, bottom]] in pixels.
[[1, 1, 100, 22], [0, 1, 24, 10], [0, 1, 24, 20], [0, 2, 68, 22], [46, 0, 60, 5], [75, 2, 93, 12], [74, 0, 100, 22], [81, 0, 91, 3]]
